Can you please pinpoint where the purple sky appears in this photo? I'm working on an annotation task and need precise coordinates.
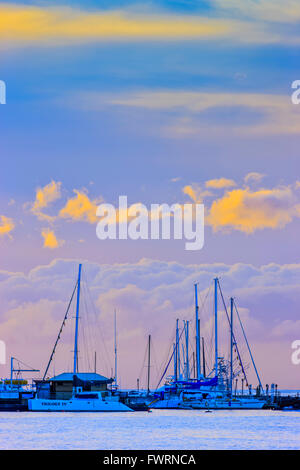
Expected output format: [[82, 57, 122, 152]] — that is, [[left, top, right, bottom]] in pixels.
[[1, 0, 300, 388]]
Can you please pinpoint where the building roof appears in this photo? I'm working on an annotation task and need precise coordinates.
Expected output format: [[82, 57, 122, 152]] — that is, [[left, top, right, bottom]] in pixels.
[[49, 372, 112, 383]]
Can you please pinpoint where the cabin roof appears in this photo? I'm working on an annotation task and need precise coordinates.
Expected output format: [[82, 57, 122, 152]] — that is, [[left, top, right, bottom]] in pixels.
[[49, 372, 112, 383]]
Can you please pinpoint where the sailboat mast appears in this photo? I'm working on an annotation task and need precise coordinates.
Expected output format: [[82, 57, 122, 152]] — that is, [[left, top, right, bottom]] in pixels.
[[114, 309, 118, 387], [194, 283, 201, 379], [173, 343, 176, 380], [230, 297, 233, 397], [73, 263, 82, 375], [202, 337, 206, 378], [185, 321, 189, 380], [175, 319, 180, 380], [10, 357, 13, 386], [147, 334, 151, 393], [214, 278, 218, 377]]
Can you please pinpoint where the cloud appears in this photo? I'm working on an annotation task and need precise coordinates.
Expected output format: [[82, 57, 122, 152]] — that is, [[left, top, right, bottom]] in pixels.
[[96, 90, 300, 138], [59, 190, 102, 224], [244, 172, 265, 185], [0, 5, 233, 43], [171, 177, 181, 183], [212, 0, 300, 23], [208, 186, 300, 233], [0, 258, 300, 387], [0, 3, 296, 48], [0, 215, 15, 238], [183, 185, 212, 203], [30, 180, 62, 222], [205, 177, 236, 189], [41, 229, 64, 249]]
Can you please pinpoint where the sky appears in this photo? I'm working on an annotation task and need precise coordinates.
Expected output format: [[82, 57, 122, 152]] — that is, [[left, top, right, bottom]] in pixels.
[[0, 0, 300, 388]]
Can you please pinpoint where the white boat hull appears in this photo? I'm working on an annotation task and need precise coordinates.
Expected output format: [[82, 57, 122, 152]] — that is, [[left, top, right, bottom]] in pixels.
[[179, 399, 266, 410], [152, 397, 266, 410], [28, 397, 133, 412]]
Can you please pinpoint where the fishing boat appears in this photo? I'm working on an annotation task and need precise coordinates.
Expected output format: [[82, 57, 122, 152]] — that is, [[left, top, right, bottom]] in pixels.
[[28, 264, 133, 412], [151, 278, 268, 410], [0, 357, 37, 411]]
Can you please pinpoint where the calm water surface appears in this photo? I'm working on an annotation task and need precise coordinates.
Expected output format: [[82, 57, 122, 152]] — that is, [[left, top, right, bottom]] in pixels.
[[0, 410, 299, 450]]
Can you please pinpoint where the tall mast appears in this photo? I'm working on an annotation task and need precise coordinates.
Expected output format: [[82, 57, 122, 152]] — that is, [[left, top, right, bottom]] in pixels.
[[185, 321, 189, 380], [173, 343, 176, 381], [194, 283, 201, 379], [192, 352, 195, 378], [147, 334, 151, 394], [214, 277, 218, 378], [114, 309, 117, 387], [234, 299, 264, 393], [10, 357, 13, 386], [73, 263, 82, 375], [202, 337, 206, 378], [230, 297, 233, 397], [175, 319, 180, 380]]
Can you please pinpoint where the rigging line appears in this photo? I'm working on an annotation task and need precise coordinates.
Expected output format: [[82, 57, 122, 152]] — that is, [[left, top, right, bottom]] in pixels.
[[43, 280, 78, 381], [11, 358, 38, 371], [81, 281, 94, 372], [217, 279, 249, 387], [151, 339, 160, 383], [83, 278, 100, 372], [80, 287, 91, 372], [155, 323, 176, 384], [83, 276, 112, 374], [138, 340, 149, 387], [198, 284, 212, 316], [156, 325, 185, 390], [233, 299, 264, 393]]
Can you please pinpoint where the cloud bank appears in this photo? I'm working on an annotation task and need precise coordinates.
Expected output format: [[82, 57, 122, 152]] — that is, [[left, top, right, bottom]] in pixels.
[[0, 258, 299, 387]]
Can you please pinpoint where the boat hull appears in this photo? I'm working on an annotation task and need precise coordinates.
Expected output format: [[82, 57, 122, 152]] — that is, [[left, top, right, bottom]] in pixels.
[[28, 398, 133, 412], [152, 397, 266, 410]]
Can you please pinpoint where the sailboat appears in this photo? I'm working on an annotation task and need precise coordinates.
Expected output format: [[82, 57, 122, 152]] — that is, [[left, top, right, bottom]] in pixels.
[[28, 264, 132, 412], [152, 279, 268, 410]]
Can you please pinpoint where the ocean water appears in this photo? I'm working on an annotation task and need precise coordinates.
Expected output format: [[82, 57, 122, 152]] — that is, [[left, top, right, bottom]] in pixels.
[[0, 410, 299, 450]]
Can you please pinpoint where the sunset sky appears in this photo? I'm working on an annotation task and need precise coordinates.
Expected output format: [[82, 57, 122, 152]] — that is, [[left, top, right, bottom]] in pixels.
[[1, 0, 300, 388]]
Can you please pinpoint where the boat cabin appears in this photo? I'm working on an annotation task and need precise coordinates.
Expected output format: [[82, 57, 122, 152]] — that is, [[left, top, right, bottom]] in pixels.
[[35, 372, 113, 400]]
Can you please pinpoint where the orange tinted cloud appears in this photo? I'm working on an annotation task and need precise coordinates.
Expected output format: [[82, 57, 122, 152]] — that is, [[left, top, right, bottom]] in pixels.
[[0, 4, 233, 43], [59, 190, 101, 224], [205, 177, 236, 189], [31, 180, 62, 221], [0, 215, 15, 237], [208, 187, 299, 233], [183, 185, 198, 203], [41, 229, 64, 249]]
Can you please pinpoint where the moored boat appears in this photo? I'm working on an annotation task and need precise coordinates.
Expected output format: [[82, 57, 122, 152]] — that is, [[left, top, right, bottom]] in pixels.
[[28, 264, 133, 412]]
